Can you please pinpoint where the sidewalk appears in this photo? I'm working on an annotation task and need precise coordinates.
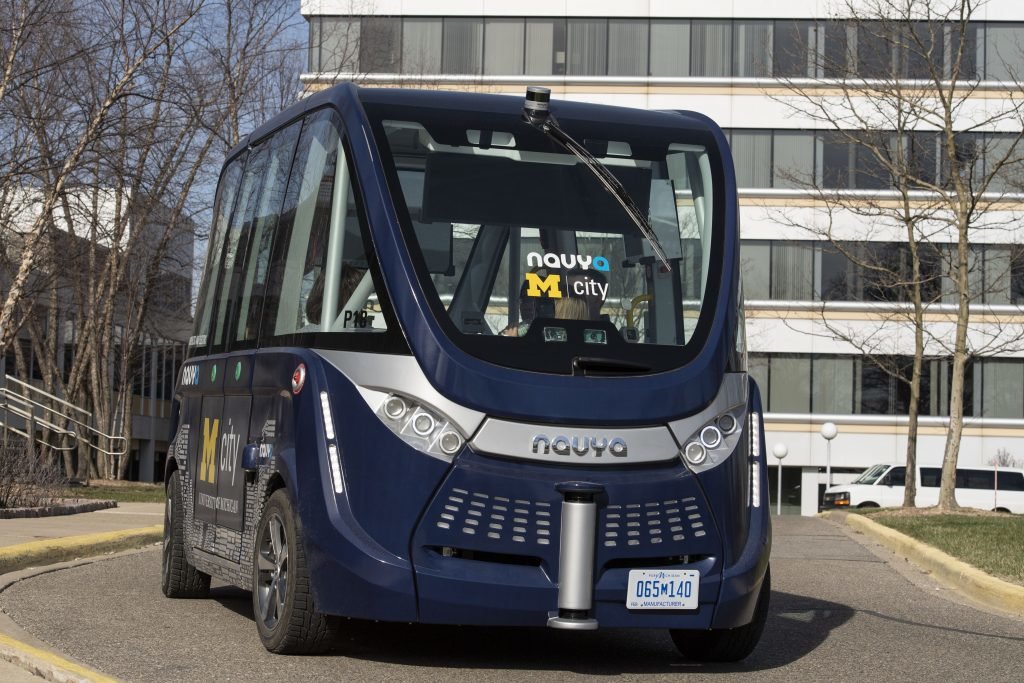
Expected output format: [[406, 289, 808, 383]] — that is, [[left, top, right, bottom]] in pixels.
[[0, 502, 164, 682], [0, 502, 162, 548]]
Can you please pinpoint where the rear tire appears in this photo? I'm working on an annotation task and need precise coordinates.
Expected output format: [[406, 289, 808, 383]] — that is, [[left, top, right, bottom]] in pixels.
[[857, 502, 880, 509], [253, 489, 337, 654], [161, 470, 211, 598], [670, 565, 771, 663]]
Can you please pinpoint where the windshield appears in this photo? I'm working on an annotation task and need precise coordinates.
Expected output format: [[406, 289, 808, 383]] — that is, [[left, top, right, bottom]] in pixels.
[[852, 465, 890, 485], [362, 96, 722, 375]]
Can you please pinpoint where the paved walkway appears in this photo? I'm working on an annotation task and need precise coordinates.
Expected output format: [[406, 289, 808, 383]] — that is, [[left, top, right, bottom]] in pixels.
[[0, 503, 162, 548]]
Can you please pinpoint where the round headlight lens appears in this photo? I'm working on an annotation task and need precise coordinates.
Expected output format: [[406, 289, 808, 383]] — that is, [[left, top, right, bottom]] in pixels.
[[700, 425, 723, 449], [383, 396, 408, 420], [412, 412, 436, 436], [717, 413, 738, 435], [438, 431, 462, 455], [683, 441, 707, 465]]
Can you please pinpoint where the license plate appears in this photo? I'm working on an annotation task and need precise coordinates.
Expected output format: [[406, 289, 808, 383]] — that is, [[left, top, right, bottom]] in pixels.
[[626, 569, 699, 610]]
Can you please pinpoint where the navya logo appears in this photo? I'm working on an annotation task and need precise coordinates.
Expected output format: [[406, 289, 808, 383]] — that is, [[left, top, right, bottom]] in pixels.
[[181, 365, 200, 386], [532, 435, 628, 458], [526, 252, 610, 272]]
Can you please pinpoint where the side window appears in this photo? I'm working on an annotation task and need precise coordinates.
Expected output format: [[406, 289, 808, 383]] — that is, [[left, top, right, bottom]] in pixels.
[[958, 469, 994, 490], [920, 467, 941, 487], [234, 121, 301, 345], [190, 156, 244, 356], [264, 110, 389, 338], [210, 145, 269, 351], [881, 467, 906, 487], [997, 472, 1024, 492]]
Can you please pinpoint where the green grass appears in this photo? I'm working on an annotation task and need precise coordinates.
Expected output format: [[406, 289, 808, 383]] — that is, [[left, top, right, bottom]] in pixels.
[[65, 483, 164, 503], [875, 514, 1024, 585]]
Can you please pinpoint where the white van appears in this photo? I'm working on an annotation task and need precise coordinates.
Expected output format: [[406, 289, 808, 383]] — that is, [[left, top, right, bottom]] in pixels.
[[823, 464, 1024, 513]]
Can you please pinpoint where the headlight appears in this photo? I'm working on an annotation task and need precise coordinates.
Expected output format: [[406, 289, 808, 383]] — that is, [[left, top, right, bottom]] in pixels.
[[376, 393, 465, 460], [679, 406, 746, 473]]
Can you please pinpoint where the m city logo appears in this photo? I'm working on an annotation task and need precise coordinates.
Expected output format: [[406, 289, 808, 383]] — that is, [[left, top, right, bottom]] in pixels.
[[199, 417, 242, 486], [523, 252, 610, 300]]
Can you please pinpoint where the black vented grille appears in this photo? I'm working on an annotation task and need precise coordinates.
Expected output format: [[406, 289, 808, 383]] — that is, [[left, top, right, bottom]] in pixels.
[[600, 496, 706, 549], [434, 487, 555, 546]]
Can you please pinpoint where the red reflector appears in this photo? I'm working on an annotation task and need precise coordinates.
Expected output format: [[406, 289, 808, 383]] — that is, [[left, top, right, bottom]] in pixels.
[[291, 364, 306, 395]]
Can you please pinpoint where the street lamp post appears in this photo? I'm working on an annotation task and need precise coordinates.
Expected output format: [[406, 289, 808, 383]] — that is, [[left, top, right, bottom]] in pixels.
[[820, 422, 838, 498], [772, 443, 788, 516]]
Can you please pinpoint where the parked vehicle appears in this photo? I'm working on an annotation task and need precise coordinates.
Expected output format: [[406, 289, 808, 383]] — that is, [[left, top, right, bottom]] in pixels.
[[823, 464, 1024, 512], [160, 83, 770, 660]]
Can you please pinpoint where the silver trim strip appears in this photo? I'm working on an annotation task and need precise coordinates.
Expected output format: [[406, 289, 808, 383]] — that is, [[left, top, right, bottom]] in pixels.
[[471, 419, 679, 465], [314, 351, 487, 437]]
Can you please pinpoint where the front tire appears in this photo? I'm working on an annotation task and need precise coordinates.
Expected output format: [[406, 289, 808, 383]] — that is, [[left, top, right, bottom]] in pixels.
[[161, 470, 211, 598], [670, 565, 771, 662], [253, 489, 337, 654]]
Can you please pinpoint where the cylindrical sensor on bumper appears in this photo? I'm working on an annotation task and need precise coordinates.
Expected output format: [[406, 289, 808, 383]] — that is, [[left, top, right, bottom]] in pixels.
[[548, 482, 603, 630]]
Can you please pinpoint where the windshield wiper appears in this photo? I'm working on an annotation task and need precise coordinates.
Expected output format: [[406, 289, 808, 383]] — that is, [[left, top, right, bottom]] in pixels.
[[521, 87, 671, 271]]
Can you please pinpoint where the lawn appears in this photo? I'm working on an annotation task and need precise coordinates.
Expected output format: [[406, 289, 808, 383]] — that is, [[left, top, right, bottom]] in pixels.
[[875, 514, 1024, 585], [65, 482, 164, 504]]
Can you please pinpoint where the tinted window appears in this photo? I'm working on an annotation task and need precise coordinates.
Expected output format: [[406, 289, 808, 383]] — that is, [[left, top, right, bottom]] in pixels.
[[209, 144, 268, 352], [920, 467, 941, 487], [998, 471, 1024, 492], [881, 467, 906, 487], [191, 157, 244, 355], [234, 121, 301, 346], [261, 110, 396, 349], [956, 469, 995, 489]]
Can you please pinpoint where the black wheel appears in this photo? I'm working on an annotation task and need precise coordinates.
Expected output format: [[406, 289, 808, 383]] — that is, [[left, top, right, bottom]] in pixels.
[[253, 489, 337, 654], [857, 502, 880, 509], [161, 470, 211, 598], [670, 565, 771, 663]]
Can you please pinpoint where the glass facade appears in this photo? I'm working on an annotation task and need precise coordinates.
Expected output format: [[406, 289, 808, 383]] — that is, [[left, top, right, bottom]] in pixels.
[[308, 16, 1023, 82], [742, 239, 1024, 305], [746, 353, 1024, 418]]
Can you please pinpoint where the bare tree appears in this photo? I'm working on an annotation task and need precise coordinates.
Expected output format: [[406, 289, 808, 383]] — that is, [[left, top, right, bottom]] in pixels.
[[775, 0, 1024, 510]]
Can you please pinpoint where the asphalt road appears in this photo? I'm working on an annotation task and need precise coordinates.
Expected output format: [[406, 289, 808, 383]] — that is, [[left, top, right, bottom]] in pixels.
[[2, 516, 1023, 682]]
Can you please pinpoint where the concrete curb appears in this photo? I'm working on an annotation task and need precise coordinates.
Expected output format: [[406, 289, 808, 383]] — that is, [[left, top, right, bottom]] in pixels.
[[0, 632, 119, 683], [839, 512, 1024, 617], [0, 525, 162, 576]]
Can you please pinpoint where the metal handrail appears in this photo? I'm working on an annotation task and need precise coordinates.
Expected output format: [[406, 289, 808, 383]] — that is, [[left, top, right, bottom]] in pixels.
[[0, 375, 129, 457]]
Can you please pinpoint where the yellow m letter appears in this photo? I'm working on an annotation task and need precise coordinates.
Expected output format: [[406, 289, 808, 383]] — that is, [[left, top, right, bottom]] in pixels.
[[200, 417, 219, 484], [525, 272, 562, 298]]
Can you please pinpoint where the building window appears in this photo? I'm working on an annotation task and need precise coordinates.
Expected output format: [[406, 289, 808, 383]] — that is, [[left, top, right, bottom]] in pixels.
[[525, 18, 566, 75], [567, 19, 608, 75], [772, 130, 815, 188], [650, 20, 689, 76], [733, 21, 772, 77], [442, 17, 483, 75], [360, 17, 401, 73], [730, 129, 772, 188], [769, 355, 812, 413], [773, 20, 814, 78], [812, 356, 854, 413], [320, 17, 360, 73], [984, 22, 1024, 82], [402, 18, 442, 74], [690, 20, 732, 77], [484, 18, 525, 75], [770, 242, 814, 300], [608, 19, 648, 76]]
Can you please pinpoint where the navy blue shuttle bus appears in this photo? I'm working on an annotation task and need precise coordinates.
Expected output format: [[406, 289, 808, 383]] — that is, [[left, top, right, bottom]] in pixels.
[[162, 84, 770, 660]]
